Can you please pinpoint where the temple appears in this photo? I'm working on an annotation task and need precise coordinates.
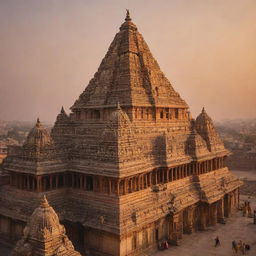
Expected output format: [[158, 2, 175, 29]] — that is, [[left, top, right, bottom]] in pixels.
[[11, 196, 81, 256], [0, 11, 242, 256]]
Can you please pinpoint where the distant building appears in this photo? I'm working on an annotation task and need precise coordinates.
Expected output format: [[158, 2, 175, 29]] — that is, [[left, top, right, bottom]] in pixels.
[[0, 11, 242, 256]]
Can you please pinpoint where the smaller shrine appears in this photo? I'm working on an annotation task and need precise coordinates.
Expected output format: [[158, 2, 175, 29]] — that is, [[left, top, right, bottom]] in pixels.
[[11, 196, 81, 256]]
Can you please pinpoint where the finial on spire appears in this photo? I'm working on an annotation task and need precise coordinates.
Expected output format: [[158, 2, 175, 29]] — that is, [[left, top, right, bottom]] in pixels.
[[61, 106, 65, 114], [125, 9, 131, 21], [36, 117, 41, 127], [202, 107, 205, 113], [40, 195, 50, 208], [116, 101, 121, 110]]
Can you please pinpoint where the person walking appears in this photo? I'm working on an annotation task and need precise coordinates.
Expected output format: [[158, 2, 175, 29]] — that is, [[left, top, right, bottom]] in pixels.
[[215, 236, 220, 247], [232, 240, 238, 254]]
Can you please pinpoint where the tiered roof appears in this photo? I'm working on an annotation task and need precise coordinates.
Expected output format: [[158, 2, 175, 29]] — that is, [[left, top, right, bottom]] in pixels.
[[71, 10, 187, 110]]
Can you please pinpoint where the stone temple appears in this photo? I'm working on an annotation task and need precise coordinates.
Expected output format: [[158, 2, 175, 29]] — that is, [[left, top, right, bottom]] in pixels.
[[0, 11, 242, 256]]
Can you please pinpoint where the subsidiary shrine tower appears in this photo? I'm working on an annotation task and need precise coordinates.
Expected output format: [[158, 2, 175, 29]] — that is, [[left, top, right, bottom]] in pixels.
[[0, 11, 242, 256]]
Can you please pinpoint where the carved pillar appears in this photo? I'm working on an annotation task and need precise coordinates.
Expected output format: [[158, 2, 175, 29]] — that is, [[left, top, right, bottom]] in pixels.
[[181, 165, 184, 178], [217, 198, 225, 223], [124, 179, 127, 194], [117, 179, 120, 196], [169, 213, 182, 245], [199, 204, 207, 230], [210, 202, 218, 226], [169, 169, 173, 181], [108, 178, 112, 194], [183, 206, 195, 234]]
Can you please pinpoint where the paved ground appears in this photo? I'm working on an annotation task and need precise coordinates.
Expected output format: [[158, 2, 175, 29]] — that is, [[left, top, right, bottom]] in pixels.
[[154, 194, 256, 256]]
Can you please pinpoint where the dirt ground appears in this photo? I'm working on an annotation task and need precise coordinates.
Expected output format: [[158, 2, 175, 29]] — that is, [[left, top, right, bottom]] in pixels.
[[154, 170, 256, 256]]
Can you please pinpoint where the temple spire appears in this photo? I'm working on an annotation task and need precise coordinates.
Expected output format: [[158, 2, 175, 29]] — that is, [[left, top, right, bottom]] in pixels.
[[61, 106, 65, 114], [125, 9, 131, 21]]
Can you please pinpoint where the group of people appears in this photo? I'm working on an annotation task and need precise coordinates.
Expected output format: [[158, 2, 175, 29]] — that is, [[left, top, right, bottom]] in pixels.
[[214, 236, 251, 254], [232, 240, 250, 255], [158, 240, 169, 250]]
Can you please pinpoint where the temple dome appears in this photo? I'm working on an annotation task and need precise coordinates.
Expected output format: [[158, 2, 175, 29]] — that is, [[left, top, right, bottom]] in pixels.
[[11, 196, 81, 256], [195, 108, 213, 129], [23, 118, 54, 150], [195, 108, 225, 152], [27, 196, 64, 241]]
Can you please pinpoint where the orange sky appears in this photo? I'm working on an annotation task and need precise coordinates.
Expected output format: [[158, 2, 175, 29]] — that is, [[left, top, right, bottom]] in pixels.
[[0, 0, 255, 122]]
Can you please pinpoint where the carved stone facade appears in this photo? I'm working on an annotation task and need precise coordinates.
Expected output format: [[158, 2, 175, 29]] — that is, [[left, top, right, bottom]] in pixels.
[[0, 11, 242, 256]]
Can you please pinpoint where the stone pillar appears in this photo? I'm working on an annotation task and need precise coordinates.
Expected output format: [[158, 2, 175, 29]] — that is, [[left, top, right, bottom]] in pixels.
[[166, 168, 169, 182], [117, 180, 120, 196], [199, 204, 207, 230], [217, 198, 225, 223], [124, 179, 127, 195], [210, 203, 218, 226], [168, 213, 182, 245], [108, 178, 112, 194], [224, 194, 231, 218], [183, 206, 194, 234]]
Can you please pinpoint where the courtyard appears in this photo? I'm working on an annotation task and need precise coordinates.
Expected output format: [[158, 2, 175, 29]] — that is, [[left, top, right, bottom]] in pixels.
[[154, 182, 256, 256]]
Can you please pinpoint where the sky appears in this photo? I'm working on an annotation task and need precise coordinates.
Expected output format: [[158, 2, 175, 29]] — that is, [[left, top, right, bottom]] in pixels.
[[0, 0, 255, 123]]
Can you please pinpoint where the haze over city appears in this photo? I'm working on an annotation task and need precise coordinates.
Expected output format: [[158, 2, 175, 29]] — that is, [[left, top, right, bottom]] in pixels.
[[0, 0, 255, 122]]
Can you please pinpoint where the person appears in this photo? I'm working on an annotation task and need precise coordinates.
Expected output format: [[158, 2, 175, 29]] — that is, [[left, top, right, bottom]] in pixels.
[[215, 236, 220, 247], [232, 240, 237, 253], [242, 242, 246, 255], [164, 240, 169, 249], [245, 244, 250, 251]]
